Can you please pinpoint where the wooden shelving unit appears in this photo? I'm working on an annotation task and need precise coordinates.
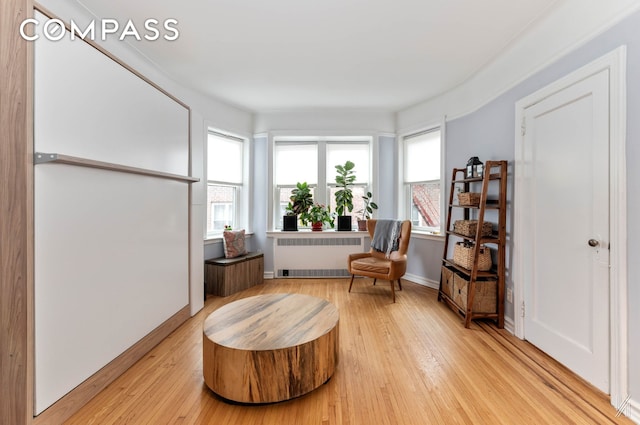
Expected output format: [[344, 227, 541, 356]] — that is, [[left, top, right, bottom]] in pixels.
[[438, 160, 507, 328]]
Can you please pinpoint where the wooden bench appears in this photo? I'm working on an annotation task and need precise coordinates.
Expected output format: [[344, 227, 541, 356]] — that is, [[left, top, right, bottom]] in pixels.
[[204, 252, 264, 297]]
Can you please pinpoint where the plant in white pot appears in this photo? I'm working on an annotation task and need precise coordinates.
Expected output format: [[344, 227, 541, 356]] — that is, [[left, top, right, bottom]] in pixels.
[[356, 191, 378, 231], [334, 160, 356, 231]]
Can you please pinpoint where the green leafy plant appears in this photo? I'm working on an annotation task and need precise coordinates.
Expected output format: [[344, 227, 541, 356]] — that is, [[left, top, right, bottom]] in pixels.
[[287, 182, 314, 216], [358, 191, 378, 220], [303, 203, 335, 227], [334, 160, 356, 216]]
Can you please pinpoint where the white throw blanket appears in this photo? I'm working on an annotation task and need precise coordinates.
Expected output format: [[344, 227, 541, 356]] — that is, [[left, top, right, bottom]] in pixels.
[[370, 220, 402, 258]]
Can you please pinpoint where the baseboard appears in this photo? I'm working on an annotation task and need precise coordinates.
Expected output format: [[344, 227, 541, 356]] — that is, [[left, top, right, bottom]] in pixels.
[[626, 397, 640, 424], [403, 273, 439, 290], [503, 316, 515, 335], [264, 271, 275, 279], [33, 305, 191, 425]]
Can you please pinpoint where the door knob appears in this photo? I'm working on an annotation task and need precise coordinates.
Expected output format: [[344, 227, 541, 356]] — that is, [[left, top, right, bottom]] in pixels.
[[588, 239, 599, 247]]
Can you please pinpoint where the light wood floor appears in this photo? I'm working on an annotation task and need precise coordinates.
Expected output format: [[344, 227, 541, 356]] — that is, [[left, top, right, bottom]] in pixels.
[[64, 279, 633, 425]]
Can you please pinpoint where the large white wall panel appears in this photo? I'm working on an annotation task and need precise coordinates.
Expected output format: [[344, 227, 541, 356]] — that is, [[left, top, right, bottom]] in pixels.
[[34, 166, 189, 412], [33, 10, 191, 414]]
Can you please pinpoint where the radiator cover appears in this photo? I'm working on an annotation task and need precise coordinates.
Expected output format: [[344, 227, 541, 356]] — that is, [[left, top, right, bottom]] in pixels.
[[273, 234, 367, 278]]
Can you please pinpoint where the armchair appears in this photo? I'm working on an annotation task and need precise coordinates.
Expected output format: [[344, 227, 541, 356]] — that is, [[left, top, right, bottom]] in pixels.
[[347, 219, 412, 302]]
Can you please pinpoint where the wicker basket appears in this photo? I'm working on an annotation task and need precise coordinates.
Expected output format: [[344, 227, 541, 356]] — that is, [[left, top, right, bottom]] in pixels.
[[453, 220, 493, 237], [458, 192, 480, 206], [452, 273, 497, 313], [453, 242, 492, 271], [441, 266, 455, 298]]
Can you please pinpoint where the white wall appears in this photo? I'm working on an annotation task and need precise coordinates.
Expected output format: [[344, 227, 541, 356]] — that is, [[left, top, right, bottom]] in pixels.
[[397, 0, 640, 133], [255, 108, 395, 134]]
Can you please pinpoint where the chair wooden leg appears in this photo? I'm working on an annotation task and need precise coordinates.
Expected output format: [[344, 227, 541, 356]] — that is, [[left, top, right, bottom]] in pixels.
[[397, 278, 403, 291], [372, 278, 377, 286], [348, 274, 355, 293], [390, 279, 396, 303]]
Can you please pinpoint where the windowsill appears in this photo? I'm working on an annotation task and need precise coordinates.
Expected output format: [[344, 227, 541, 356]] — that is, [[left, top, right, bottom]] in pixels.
[[205, 230, 442, 242], [411, 230, 445, 242], [204, 231, 254, 245], [267, 229, 369, 237]]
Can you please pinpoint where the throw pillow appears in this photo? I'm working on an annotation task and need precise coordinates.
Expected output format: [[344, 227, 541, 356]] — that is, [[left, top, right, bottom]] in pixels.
[[223, 229, 247, 259]]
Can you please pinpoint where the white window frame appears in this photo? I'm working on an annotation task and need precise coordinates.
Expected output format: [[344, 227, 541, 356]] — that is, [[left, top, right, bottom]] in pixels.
[[399, 122, 445, 235], [269, 134, 375, 231], [206, 129, 250, 238]]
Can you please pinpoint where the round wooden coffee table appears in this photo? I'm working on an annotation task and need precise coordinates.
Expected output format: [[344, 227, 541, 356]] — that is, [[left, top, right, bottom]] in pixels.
[[202, 293, 339, 403]]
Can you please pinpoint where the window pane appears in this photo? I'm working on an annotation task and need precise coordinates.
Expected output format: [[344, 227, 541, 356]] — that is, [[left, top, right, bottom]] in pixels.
[[207, 185, 236, 234], [208, 133, 243, 184], [327, 143, 369, 184], [275, 143, 318, 185], [405, 130, 440, 182], [410, 182, 440, 228]]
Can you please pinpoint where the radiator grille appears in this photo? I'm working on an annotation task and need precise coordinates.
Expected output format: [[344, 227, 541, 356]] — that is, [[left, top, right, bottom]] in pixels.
[[277, 237, 362, 247], [274, 235, 365, 278], [277, 269, 351, 278]]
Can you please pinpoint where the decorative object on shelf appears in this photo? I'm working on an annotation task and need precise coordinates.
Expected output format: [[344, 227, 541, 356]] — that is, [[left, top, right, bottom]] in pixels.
[[453, 219, 493, 237], [224, 224, 232, 231], [304, 203, 334, 231], [453, 241, 492, 271], [357, 191, 378, 231], [334, 160, 356, 231], [465, 156, 484, 179], [283, 181, 314, 231], [438, 160, 507, 328], [457, 192, 480, 206]]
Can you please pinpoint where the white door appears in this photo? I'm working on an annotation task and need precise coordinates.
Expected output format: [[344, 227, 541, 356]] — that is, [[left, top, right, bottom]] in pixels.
[[520, 69, 610, 392]]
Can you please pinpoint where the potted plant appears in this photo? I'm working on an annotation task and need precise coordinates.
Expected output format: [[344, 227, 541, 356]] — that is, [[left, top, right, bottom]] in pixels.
[[356, 191, 378, 231], [334, 160, 356, 231], [303, 203, 335, 231], [283, 182, 313, 231]]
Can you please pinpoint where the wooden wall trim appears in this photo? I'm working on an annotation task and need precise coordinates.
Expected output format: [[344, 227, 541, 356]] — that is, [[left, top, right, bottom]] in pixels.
[[33, 305, 191, 425], [0, 0, 34, 424], [34, 153, 199, 183]]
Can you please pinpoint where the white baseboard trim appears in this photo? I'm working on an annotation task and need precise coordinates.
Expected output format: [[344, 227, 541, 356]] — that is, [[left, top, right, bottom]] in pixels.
[[625, 397, 640, 424], [264, 271, 275, 279], [403, 273, 439, 290], [503, 316, 515, 335]]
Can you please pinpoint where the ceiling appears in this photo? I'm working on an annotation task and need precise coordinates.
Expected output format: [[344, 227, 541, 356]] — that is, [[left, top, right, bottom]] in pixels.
[[76, 0, 559, 113]]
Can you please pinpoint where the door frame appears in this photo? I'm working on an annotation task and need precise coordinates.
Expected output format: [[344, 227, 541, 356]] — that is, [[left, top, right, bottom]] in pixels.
[[513, 46, 627, 406]]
